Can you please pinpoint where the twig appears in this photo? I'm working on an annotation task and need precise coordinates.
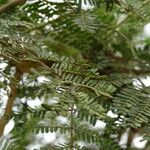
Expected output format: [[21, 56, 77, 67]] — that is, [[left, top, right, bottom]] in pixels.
[[0, 69, 21, 137], [0, 0, 26, 13], [106, 0, 150, 38], [70, 101, 74, 150]]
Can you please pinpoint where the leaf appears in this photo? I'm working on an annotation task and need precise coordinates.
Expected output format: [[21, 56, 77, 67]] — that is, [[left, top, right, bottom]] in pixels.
[[0, 0, 8, 4]]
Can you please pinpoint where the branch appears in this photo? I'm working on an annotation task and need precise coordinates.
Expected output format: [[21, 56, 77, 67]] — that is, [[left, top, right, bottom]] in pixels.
[[69, 98, 74, 149], [0, 0, 26, 13], [0, 69, 21, 137], [106, 0, 150, 38]]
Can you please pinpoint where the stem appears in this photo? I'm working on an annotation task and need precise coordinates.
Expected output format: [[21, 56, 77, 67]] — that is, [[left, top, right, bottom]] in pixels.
[[70, 102, 74, 150], [106, 0, 150, 37], [0, 69, 21, 137], [0, 0, 26, 13]]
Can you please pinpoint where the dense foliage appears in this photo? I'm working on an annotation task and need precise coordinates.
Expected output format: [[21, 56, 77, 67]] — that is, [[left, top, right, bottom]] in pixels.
[[0, 0, 150, 149]]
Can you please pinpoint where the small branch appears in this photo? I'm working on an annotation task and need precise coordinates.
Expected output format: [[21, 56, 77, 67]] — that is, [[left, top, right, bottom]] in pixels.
[[70, 102, 74, 150], [106, 0, 150, 38], [0, 69, 21, 137], [0, 0, 26, 13]]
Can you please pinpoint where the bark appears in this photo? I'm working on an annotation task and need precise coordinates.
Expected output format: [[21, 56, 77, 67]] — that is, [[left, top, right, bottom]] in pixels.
[[0, 0, 26, 13], [0, 70, 21, 137]]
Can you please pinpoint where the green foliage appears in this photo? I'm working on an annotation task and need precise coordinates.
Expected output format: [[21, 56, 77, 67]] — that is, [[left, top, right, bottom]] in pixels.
[[0, 0, 150, 149], [0, 0, 8, 5]]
